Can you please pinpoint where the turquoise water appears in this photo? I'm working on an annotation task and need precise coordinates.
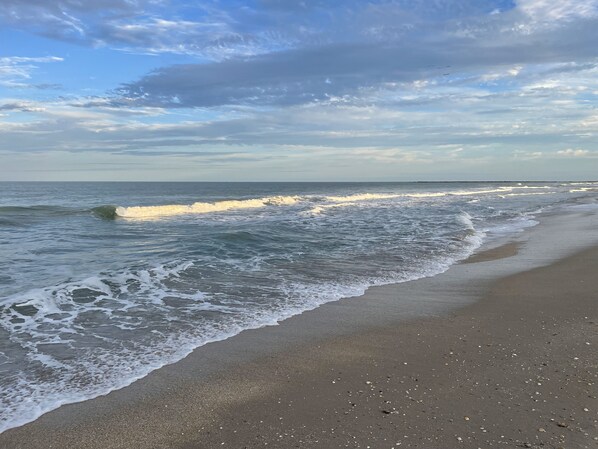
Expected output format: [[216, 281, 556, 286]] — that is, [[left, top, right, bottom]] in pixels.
[[0, 181, 595, 432]]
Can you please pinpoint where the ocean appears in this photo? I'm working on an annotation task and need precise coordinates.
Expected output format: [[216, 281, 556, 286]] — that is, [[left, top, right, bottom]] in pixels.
[[0, 181, 596, 432]]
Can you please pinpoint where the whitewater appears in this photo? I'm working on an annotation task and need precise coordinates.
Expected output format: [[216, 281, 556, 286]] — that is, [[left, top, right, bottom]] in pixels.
[[0, 181, 597, 433]]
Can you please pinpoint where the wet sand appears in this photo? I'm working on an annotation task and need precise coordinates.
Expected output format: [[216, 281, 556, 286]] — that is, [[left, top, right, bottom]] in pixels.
[[462, 241, 520, 264], [1, 211, 598, 449]]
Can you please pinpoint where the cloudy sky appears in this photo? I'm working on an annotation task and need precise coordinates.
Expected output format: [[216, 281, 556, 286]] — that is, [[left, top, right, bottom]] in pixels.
[[1, 0, 597, 181]]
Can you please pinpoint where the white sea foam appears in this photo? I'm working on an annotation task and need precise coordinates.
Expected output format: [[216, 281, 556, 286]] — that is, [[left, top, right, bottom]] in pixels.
[[570, 187, 598, 192], [404, 192, 448, 198], [484, 213, 540, 236], [499, 192, 552, 197], [323, 186, 552, 203], [115, 196, 301, 219], [0, 260, 219, 433], [323, 189, 513, 202], [457, 211, 486, 247], [324, 193, 403, 202], [306, 202, 357, 215], [449, 185, 551, 196], [457, 211, 476, 230]]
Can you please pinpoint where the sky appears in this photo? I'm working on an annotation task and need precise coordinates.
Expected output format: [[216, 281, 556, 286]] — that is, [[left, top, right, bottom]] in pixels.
[[1, 0, 597, 181]]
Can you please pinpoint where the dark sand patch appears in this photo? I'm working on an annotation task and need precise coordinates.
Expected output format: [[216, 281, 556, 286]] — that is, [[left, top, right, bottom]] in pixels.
[[463, 241, 520, 264]]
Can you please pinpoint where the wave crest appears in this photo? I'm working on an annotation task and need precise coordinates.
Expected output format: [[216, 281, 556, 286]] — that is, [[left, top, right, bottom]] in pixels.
[[91, 205, 118, 220], [114, 196, 301, 219]]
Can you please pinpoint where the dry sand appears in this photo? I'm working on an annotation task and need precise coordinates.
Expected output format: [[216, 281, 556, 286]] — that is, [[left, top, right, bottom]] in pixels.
[[1, 214, 597, 449]]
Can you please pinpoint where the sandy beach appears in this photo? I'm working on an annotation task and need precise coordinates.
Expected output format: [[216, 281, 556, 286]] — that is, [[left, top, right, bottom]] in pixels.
[[1, 208, 597, 449], [3, 0, 598, 446]]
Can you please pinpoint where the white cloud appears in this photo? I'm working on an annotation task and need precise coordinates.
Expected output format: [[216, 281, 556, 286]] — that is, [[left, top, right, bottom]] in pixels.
[[0, 100, 46, 112], [0, 56, 63, 88], [480, 65, 523, 82], [513, 150, 543, 160], [349, 147, 433, 163], [557, 148, 591, 157], [518, 0, 598, 24], [580, 114, 598, 128]]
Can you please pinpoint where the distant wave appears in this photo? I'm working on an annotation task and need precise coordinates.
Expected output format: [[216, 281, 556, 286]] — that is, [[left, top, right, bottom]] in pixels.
[[0, 205, 78, 216], [570, 187, 598, 193], [325, 193, 403, 202], [499, 192, 552, 197], [322, 185, 553, 203]]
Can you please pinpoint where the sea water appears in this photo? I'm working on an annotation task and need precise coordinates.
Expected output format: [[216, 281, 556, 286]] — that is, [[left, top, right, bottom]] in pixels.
[[0, 181, 596, 432]]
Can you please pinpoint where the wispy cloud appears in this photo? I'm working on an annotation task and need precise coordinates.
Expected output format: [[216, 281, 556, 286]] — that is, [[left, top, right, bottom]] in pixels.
[[1, 0, 147, 41], [1, 1, 300, 58], [519, 0, 598, 24], [0, 56, 63, 88], [0, 100, 46, 112]]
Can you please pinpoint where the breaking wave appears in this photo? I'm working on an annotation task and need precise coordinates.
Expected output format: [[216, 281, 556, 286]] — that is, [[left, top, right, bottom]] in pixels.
[[91, 205, 119, 220], [2, 185, 563, 223], [113, 196, 301, 219]]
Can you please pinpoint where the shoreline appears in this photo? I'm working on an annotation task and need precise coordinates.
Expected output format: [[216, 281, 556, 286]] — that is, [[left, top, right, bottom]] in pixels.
[[2, 205, 598, 448]]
